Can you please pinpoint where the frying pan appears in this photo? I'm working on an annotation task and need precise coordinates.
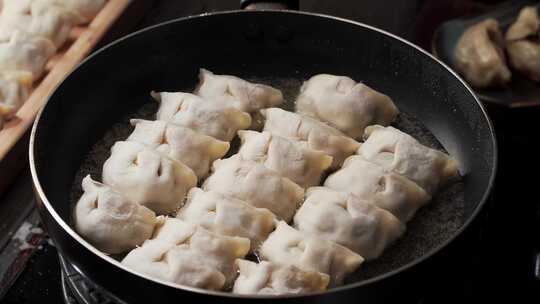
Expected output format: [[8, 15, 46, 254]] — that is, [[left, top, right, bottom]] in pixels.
[[29, 2, 497, 303]]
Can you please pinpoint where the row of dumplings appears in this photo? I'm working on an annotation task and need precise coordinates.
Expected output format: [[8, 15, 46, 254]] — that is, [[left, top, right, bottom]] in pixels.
[[74, 70, 459, 295], [234, 75, 458, 293], [75, 69, 287, 291], [0, 0, 106, 128]]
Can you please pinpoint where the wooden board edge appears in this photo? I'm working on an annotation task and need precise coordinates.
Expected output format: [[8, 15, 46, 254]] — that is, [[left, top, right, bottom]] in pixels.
[[0, 0, 132, 161]]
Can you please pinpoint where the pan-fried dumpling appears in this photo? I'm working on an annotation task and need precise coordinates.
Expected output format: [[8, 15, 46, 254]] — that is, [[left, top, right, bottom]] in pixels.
[[153, 91, 251, 141], [358, 125, 459, 194], [0, 31, 55, 81], [123, 240, 226, 290], [73, 175, 158, 254], [122, 218, 250, 289], [177, 188, 275, 250], [152, 218, 250, 287], [102, 141, 197, 215], [324, 155, 431, 222], [0, 0, 75, 47], [260, 221, 364, 286], [296, 74, 398, 139], [506, 6, 539, 41], [194, 68, 283, 113], [233, 259, 329, 295], [261, 108, 360, 169], [454, 18, 511, 88], [0, 71, 32, 120], [505, 6, 540, 81], [293, 187, 405, 260], [127, 119, 230, 179], [203, 156, 304, 221], [237, 130, 333, 188]]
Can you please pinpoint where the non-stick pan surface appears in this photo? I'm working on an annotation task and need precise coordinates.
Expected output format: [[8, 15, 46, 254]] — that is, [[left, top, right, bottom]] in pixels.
[[30, 10, 496, 303]]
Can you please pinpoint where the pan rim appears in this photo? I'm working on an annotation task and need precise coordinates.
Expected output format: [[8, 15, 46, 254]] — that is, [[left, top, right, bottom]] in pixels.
[[29, 9, 498, 300]]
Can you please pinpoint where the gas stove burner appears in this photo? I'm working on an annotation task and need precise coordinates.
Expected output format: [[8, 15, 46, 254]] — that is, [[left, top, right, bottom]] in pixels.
[[59, 254, 125, 304]]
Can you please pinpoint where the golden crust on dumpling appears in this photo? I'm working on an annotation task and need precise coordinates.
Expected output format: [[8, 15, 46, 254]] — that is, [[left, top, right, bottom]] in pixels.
[[506, 6, 540, 81], [454, 18, 511, 88]]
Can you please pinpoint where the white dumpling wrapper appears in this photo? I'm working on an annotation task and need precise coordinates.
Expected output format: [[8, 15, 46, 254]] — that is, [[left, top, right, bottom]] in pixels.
[[0, 0, 75, 47], [233, 259, 329, 295], [177, 188, 275, 250], [194, 68, 283, 113], [296, 74, 398, 139], [0, 71, 32, 119], [73, 175, 157, 254], [358, 125, 459, 194], [294, 187, 405, 260], [237, 130, 333, 188], [102, 141, 197, 215], [127, 119, 230, 179], [154, 91, 251, 141], [122, 218, 250, 289], [260, 221, 364, 286], [2, 0, 104, 24], [152, 218, 250, 286], [122, 239, 227, 290], [0, 31, 55, 81], [203, 156, 304, 221], [261, 107, 360, 169], [324, 155, 431, 222]]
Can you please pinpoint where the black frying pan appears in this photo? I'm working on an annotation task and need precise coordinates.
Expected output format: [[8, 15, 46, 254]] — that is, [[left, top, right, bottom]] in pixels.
[[29, 3, 497, 304]]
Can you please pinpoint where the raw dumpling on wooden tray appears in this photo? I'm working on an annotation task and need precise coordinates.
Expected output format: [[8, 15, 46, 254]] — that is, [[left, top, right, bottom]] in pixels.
[[0, 0, 106, 129], [0, 0, 76, 48], [0, 71, 32, 127], [0, 31, 55, 81], [1, 0, 106, 25]]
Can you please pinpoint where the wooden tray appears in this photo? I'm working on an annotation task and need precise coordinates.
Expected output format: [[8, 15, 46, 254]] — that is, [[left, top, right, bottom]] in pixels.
[[0, 0, 132, 194]]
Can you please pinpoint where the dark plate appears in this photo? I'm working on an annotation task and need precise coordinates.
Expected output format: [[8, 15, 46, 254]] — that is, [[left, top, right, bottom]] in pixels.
[[432, 0, 540, 108]]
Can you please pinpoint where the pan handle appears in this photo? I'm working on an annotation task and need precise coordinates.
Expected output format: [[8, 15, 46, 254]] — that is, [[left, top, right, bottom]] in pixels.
[[240, 0, 299, 10]]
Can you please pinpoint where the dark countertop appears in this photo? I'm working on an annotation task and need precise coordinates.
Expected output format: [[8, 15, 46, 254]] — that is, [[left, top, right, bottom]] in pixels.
[[1, 0, 539, 303]]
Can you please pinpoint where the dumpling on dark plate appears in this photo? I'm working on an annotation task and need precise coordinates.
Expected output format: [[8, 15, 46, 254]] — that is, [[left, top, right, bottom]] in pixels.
[[454, 18, 511, 88], [506, 6, 540, 82]]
